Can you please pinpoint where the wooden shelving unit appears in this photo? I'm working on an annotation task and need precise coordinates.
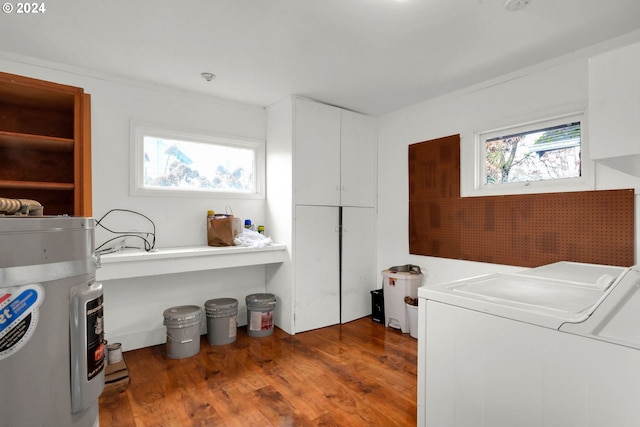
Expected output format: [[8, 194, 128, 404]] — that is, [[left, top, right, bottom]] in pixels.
[[0, 72, 92, 216]]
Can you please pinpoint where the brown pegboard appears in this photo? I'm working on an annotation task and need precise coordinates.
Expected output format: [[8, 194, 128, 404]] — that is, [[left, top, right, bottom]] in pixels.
[[409, 135, 635, 267]]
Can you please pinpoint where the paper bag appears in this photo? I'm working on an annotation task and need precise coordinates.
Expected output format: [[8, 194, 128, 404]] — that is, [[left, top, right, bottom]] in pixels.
[[207, 215, 235, 247]]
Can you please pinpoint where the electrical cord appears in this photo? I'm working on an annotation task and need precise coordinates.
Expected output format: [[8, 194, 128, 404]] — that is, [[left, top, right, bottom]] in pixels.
[[95, 208, 156, 253]]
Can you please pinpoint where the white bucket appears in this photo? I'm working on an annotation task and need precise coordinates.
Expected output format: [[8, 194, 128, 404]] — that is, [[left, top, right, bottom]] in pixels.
[[163, 305, 203, 359], [406, 303, 418, 339], [205, 298, 238, 346], [245, 293, 276, 337]]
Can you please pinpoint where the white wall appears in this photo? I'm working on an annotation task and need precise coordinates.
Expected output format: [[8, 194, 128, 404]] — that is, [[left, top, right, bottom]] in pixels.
[[0, 53, 270, 350], [377, 54, 640, 286], [104, 266, 266, 350]]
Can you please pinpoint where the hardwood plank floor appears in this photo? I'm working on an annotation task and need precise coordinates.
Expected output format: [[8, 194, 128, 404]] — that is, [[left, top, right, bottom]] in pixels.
[[99, 317, 417, 427]]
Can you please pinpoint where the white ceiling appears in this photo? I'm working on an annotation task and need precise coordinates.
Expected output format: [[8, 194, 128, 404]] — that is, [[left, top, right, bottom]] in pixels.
[[1, 0, 640, 116]]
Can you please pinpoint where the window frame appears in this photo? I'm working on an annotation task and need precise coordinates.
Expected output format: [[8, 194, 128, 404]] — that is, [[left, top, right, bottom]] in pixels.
[[460, 109, 594, 197], [130, 121, 265, 199]]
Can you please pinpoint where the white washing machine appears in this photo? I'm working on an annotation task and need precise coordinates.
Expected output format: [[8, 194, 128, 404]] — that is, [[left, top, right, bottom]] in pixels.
[[417, 262, 640, 427]]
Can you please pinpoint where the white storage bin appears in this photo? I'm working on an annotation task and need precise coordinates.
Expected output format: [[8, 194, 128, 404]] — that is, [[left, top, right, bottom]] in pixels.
[[383, 269, 423, 333]]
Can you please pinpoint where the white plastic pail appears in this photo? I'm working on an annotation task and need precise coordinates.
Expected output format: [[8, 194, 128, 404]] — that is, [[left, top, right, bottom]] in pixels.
[[163, 305, 203, 359], [245, 293, 276, 337], [205, 298, 238, 345], [406, 303, 418, 339]]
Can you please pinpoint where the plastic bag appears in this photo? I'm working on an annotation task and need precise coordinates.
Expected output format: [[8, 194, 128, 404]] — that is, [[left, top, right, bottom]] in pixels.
[[234, 228, 273, 248]]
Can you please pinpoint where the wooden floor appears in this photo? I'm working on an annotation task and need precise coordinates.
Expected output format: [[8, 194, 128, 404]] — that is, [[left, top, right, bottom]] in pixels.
[[99, 317, 417, 427]]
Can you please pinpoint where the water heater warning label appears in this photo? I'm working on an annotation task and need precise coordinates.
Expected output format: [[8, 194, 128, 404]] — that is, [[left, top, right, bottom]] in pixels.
[[0, 284, 44, 361], [86, 295, 104, 381]]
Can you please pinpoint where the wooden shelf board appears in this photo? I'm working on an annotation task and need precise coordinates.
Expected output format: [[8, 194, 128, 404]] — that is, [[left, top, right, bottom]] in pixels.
[[0, 131, 74, 151], [0, 74, 79, 110], [0, 180, 75, 190]]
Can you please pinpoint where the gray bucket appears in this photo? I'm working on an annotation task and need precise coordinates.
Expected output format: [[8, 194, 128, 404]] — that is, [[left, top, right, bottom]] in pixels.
[[245, 293, 276, 337], [205, 298, 238, 345], [163, 305, 203, 359]]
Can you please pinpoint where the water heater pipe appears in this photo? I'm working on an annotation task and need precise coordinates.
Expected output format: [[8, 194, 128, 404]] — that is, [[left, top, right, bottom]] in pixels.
[[0, 197, 44, 216]]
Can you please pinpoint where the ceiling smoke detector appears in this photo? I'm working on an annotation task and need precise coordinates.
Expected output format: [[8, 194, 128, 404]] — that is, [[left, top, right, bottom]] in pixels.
[[201, 72, 215, 82], [504, 0, 529, 12]]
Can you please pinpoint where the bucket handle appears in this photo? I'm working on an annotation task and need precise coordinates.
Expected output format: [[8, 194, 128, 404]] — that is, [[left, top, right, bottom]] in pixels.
[[389, 264, 422, 274], [167, 334, 196, 344]]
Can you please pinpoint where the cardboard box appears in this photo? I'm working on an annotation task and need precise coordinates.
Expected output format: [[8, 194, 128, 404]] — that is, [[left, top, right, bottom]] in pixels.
[[101, 359, 130, 397]]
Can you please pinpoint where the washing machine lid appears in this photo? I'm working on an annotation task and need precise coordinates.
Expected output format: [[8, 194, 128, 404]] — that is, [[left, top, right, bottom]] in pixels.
[[419, 262, 629, 329]]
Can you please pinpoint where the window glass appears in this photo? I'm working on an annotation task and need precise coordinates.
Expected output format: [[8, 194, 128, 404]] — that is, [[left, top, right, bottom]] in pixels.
[[461, 111, 593, 197], [131, 122, 264, 199], [484, 121, 581, 185]]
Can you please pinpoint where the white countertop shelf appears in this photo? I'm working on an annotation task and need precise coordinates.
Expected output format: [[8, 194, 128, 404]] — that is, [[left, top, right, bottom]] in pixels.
[[96, 244, 288, 281]]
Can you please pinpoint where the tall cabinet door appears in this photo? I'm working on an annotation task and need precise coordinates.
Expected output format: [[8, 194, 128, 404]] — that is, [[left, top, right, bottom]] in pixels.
[[588, 41, 640, 162], [341, 207, 376, 323], [294, 98, 341, 206], [294, 205, 340, 333], [340, 110, 376, 208]]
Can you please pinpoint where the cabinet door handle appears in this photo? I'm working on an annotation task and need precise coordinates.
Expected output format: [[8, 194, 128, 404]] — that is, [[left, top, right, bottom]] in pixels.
[[336, 185, 341, 191]]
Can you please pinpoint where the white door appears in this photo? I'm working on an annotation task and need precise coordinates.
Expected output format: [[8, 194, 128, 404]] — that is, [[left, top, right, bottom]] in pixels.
[[294, 205, 340, 333], [340, 110, 376, 207], [294, 98, 341, 206], [341, 207, 376, 323]]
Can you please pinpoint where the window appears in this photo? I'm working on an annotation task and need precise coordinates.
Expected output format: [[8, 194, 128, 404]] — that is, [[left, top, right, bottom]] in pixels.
[[131, 122, 265, 199], [461, 111, 593, 197]]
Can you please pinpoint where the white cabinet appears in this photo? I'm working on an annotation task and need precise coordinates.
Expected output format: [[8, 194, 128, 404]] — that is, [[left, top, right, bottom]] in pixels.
[[294, 97, 376, 207], [294, 205, 340, 332], [294, 205, 376, 332], [266, 96, 377, 334], [341, 207, 376, 323], [294, 99, 341, 205], [341, 110, 377, 207], [589, 41, 640, 176]]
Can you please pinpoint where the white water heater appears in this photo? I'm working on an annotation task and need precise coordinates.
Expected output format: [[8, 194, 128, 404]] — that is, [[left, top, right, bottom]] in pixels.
[[0, 216, 104, 427]]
